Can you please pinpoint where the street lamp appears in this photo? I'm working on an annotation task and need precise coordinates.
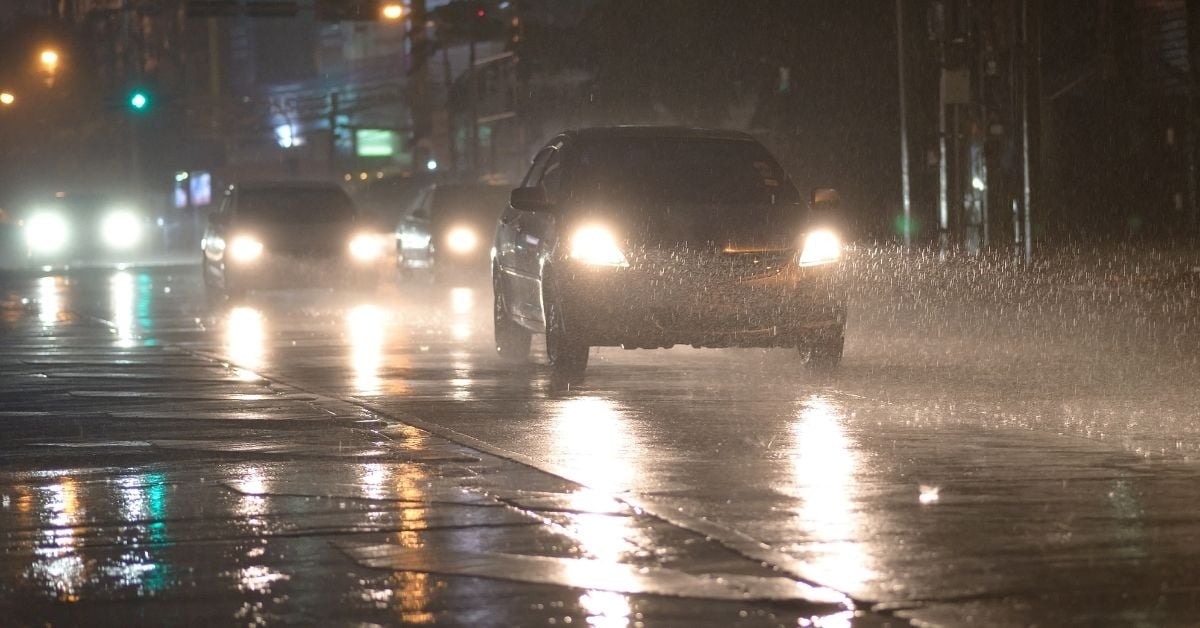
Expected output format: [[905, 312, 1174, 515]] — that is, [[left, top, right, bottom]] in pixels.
[[39, 49, 60, 73], [381, 2, 405, 20], [0, 92, 14, 106]]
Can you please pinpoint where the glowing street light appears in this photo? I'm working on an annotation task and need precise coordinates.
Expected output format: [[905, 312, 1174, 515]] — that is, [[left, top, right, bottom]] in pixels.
[[0, 92, 14, 106], [39, 49, 60, 72], [381, 2, 405, 20]]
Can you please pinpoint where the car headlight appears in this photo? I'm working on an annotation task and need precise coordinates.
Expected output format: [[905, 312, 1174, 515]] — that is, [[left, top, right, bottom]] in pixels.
[[349, 233, 387, 261], [445, 226, 478, 254], [25, 212, 69, 254], [797, 229, 842, 266], [229, 235, 264, 262], [101, 209, 143, 250], [569, 225, 629, 267]]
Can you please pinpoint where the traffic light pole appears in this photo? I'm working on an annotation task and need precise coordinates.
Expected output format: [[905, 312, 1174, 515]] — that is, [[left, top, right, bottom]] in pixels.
[[895, 0, 913, 248], [328, 92, 340, 176], [469, 18, 479, 177]]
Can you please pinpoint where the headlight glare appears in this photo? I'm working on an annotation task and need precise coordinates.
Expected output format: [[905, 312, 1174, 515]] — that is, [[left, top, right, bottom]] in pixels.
[[446, 226, 478, 254], [101, 209, 143, 250], [349, 233, 386, 261], [25, 212, 69, 254], [229, 235, 264, 262], [798, 229, 842, 266], [569, 225, 628, 267]]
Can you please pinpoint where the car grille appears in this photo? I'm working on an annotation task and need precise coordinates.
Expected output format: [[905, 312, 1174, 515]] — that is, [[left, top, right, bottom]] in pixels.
[[632, 247, 794, 284]]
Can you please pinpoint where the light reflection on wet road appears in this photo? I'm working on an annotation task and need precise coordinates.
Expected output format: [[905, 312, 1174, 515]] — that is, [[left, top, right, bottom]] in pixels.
[[3, 259, 1200, 625]]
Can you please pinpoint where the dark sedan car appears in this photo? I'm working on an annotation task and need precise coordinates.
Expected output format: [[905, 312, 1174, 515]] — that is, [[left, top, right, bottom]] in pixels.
[[394, 183, 510, 282], [201, 182, 391, 299], [492, 127, 846, 379]]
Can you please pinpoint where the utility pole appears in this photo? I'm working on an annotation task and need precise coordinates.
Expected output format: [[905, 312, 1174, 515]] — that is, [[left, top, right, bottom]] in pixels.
[[1187, 0, 1200, 236], [328, 92, 340, 176], [409, 0, 433, 172], [469, 12, 479, 177], [1019, 0, 1037, 262], [896, 0, 913, 248]]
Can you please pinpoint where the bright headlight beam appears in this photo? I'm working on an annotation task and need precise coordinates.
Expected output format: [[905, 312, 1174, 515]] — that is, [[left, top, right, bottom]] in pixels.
[[229, 235, 264, 262], [446, 227, 477, 254], [798, 229, 842, 266], [25, 212, 69, 254], [101, 210, 143, 250], [349, 233, 386, 261], [569, 225, 629, 267]]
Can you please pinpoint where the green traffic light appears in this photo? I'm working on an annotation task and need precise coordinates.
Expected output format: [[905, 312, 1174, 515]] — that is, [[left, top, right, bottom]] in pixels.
[[130, 91, 149, 110]]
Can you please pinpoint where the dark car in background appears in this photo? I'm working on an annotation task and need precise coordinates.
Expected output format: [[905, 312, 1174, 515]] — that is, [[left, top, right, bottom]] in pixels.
[[492, 126, 846, 379], [395, 182, 510, 282], [201, 182, 391, 299], [8, 192, 161, 268]]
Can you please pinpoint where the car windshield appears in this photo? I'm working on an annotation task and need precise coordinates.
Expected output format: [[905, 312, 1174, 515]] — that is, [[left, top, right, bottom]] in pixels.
[[237, 188, 355, 224], [573, 137, 800, 208]]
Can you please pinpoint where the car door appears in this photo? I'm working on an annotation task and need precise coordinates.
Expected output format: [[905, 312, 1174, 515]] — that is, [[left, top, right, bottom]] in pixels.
[[203, 190, 234, 281], [497, 146, 551, 323], [512, 143, 567, 324]]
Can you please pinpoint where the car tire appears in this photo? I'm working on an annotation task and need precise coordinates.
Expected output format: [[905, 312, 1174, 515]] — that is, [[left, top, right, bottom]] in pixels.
[[798, 327, 843, 371], [222, 269, 247, 301], [493, 272, 531, 362], [543, 280, 589, 381], [202, 258, 225, 305]]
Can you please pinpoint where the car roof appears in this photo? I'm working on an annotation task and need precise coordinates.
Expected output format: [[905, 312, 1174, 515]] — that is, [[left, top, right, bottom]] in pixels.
[[563, 126, 758, 143], [234, 181, 348, 193], [430, 182, 509, 193]]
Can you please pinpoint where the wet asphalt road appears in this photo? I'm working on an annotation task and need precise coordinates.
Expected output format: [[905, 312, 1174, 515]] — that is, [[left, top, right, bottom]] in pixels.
[[2, 250, 1200, 626]]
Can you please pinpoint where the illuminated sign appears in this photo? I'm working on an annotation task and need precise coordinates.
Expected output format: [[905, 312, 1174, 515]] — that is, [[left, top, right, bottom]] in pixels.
[[190, 171, 212, 206], [356, 129, 396, 157]]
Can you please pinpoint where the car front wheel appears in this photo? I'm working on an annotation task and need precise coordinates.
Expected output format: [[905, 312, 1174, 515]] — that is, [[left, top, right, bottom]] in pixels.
[[798, 326, 844, 371], [543, 282, 589, 380]]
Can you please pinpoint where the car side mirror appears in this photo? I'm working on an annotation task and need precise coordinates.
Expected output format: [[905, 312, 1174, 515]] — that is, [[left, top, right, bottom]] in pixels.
[[810, 188, 840, 208], [510, 186, 550, 212]]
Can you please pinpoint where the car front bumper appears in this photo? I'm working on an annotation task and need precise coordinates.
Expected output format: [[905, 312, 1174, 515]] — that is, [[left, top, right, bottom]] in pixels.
[[225, 254, 389, 290], [557, 261, 845, 349]]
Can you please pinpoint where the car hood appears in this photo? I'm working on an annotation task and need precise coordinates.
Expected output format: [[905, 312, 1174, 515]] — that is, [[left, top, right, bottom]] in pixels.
[[234, 220, 360, 255], [576, 203, 808, 252]]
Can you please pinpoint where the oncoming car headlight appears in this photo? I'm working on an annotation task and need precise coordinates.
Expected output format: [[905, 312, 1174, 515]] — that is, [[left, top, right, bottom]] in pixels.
[[569, 225, 629, 267], [25, 212, 70, 254], [101, 209, 143, 250], [349, 233, 387, 261], [445, 226, 478, 254], [229, 235, 264, 262], [797, 229, 842, 267]]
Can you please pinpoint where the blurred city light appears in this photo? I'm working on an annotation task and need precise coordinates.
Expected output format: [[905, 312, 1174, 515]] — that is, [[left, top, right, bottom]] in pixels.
[[129, 90, 149, 111], [381, 2, 405, 20], [0, 92, 14, 106], [39, 49, 60, 72]]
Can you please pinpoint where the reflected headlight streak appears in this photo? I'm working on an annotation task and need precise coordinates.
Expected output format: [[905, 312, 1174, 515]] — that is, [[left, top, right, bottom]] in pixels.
[[349, 233, 387, 261], [229, 235, 264, 262], [798, 229, 842, 267], [25, 212, 69, 254], [445, 226, 478, 254], [569, 225, 629, 267], [101, 209, 143, 250]]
